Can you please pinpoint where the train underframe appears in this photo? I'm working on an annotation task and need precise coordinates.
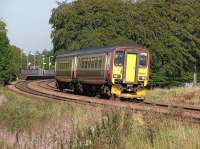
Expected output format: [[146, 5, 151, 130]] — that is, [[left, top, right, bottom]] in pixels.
[[56, 79, 146, 100]]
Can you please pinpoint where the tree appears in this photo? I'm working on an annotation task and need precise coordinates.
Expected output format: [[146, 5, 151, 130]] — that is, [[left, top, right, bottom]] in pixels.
[[9, 45, 22, 79], [0, 20, 22, 84], [50, 0, 200, 86], [0, 21, 11, 84], [50, 0, 131, 53]]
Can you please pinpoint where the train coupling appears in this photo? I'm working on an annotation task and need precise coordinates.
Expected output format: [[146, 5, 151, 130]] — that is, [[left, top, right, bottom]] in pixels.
[[111, 84, 146, 99]]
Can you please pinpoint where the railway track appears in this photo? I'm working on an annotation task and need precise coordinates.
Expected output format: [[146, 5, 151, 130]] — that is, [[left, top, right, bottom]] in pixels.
[[15, 80, 96, 107], [12, 80, 200, 123]]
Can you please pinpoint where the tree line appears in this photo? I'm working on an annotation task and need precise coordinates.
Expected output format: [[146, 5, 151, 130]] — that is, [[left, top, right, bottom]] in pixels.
[[50, 0, 200, 86], [0, 21, 22, 85], [0, 20, 55, 85]]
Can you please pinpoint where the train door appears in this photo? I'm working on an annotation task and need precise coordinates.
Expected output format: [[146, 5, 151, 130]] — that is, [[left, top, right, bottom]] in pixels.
[[124, 53, 137, 83]]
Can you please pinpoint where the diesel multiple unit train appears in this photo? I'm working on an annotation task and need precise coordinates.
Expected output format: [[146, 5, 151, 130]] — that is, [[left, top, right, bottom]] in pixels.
[[55, 44, 150, 99]]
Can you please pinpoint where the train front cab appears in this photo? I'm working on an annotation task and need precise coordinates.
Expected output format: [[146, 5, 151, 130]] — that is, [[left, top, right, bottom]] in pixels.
[[111, 48, 149, 99]]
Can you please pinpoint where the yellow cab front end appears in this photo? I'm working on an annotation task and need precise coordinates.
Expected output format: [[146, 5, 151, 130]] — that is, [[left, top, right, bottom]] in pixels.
[[111, 49, 149, 99]]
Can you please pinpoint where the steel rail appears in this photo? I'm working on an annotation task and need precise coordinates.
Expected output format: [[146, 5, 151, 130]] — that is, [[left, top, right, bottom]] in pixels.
[[44, 80, 200, 112], [14, 80, 200, 123], [15, 81, 96, 107]]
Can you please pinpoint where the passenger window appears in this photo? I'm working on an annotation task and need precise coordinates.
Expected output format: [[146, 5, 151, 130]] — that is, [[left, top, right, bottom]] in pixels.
[[97, 58, 100, 69], [139, 53, 147, 67], [91, 57, 95, 69], [86, 59, 88, 69], [80, 59, 83, 69], [88, 58, 91, 69], [115, 51, 124, 66], [99, 58, 102, 69], [83, 61, 85, 69], [85, 59, 88, 69], [83, 59, 85, 69], [94, 58, 98, 69]]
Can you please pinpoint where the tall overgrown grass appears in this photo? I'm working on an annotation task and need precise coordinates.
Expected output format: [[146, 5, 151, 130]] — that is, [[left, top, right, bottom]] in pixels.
[[0, 89, 67, 133], [1, 88, 200, 148], [147, 86, 200, 105], [70, 111, 200, 149], [0, 88, 101, 148]]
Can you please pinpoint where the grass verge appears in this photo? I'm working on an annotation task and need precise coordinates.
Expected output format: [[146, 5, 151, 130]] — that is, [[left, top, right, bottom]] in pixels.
[[147, 86, 200, 105], [0, 87, 200, 148]]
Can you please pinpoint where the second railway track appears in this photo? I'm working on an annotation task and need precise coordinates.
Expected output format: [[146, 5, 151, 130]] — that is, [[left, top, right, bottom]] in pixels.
[[13, 79, 200, 123]]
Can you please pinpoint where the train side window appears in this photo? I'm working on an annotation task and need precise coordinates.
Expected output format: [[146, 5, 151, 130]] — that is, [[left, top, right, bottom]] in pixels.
[[87, 58, 90, 69], [85, 58, 88, 69], [139, 53, 147, 67], [57, 63, 59, 71], [60, 63, 62, 70], [77, 58, 80, 69], [82, 59, 85, 69], [81, 58, 84, 69], [94, 57, 98, 69], [81, 59, 83, 69], [99, 57, 102, 69], [91, 57, 94, 69], [90, 58, 92, 69], [79, 58, 81, 69], [115, 51, 124, 66], [85, 59, 88, 69], [96, 57, 99, 69], [84, 60, 86, 69], [66, 63, 69, 70]]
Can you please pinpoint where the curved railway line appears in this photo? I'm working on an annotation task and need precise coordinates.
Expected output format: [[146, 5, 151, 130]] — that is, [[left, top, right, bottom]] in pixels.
[[9, 80, 200, 123]]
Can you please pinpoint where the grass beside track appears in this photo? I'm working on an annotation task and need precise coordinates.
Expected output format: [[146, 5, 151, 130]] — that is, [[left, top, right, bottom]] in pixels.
[[147, 86, 200, 105], [1, 87, 200, 148]]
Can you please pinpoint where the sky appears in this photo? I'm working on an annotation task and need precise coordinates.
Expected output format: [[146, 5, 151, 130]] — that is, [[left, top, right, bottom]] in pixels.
[[0, 0, 71, 53]]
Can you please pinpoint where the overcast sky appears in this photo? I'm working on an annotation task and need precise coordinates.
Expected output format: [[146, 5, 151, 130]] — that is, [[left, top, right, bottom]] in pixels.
[[0, 0, 71, 53]]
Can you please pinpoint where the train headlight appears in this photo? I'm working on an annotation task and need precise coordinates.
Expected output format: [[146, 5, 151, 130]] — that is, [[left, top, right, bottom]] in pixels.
[[139, 76, 146, 81], [113, 74, 121, 79]]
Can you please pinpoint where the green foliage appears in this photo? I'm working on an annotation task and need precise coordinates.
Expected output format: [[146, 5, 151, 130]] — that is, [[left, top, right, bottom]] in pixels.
[[0, 20, 22, 84], [50, 0, 131, 53], [0, 21, 11, 84], [69, 110, 133, 148], [0, 89, 66, 132], [27, 50, 54, 70], [69, 110, 200, 149], [8, 45, 21, 79], [50, 0, 200, 86]]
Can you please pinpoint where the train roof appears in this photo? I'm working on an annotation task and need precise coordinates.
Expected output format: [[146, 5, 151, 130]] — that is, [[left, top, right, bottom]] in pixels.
[[57, 42, 146, 58]]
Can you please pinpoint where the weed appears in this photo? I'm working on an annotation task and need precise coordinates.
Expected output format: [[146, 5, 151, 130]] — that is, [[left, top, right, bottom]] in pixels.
[[147, 86, 200, 105], [1, 88, 200, 148]]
